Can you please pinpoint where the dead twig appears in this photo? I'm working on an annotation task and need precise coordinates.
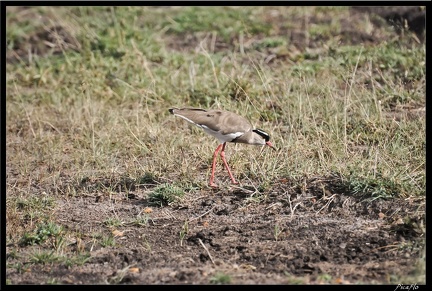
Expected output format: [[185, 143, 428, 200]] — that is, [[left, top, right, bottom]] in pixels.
[[287, 193, 302, 218], [198, 238, 215, 265], [315, 194, 337, 215], [188, 206, 216, 222]]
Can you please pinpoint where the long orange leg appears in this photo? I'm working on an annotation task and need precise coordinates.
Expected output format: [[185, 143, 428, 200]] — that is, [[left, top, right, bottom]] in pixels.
[[209, 143, 224, 188], [220, 143, 239, 185]]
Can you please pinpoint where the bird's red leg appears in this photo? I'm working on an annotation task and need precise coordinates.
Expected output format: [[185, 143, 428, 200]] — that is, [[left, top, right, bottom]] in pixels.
[[220, 143, 239, 185], [209, 143, 224, 188]]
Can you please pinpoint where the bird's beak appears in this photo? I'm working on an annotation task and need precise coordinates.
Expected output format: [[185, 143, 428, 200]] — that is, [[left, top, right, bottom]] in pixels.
[[265, 141, 277, 151]]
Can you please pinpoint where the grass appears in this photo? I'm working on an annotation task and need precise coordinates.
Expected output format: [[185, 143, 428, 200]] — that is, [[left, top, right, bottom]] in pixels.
[[30, 250, 60, 264], [148, 183, 185, 206], [19, 222, 64, 246], [179, 220, 189, 246], [209, 272, 232, 284], [5, 6, 425, 284]]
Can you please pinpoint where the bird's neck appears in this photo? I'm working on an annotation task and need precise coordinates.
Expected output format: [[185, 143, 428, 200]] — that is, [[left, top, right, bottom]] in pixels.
[[233, 131, 264, 145]]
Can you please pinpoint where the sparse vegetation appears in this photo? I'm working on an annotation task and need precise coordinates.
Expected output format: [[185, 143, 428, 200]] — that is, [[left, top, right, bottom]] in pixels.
[[209, 272, 232, 284], [273, 223, 284, 241], [132, 214, 150, 226], [64, 253, 91, 267], [103, 218, 124, 228], [100, 235, 116, 248], [6, 5, 425, 285], [148, 184, 185, 206], [20, 222, 64, 247], [341, 174, 404, 200], [179, 220, 189, 246], [30, 250, 60, 264]]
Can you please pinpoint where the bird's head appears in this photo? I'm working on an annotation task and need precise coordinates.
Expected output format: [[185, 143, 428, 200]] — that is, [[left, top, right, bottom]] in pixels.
[[252, 129, 277, 151]]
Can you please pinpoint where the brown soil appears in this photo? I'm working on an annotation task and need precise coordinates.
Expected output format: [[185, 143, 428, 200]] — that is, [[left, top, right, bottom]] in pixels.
[[6, 174, 425, 284], [6, 6, 425, 285]]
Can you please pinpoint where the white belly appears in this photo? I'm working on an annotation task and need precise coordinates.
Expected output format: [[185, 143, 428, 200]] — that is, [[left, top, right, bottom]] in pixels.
[[202, 125, 244, 143]]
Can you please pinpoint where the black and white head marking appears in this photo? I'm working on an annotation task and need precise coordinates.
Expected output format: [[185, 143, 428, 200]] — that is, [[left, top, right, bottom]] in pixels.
[[253, 129, 270, 142]]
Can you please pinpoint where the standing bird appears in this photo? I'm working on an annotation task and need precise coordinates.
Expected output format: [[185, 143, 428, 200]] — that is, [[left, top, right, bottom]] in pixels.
[[169, 107, 276, 188]]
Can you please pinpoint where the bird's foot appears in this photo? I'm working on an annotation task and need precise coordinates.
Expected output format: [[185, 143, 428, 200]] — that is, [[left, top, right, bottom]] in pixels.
[[209, 183, 218, 188], [231, 181, 239, 185]]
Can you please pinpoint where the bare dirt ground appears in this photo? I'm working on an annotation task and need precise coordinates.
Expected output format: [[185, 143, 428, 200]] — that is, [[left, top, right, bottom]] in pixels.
[[6, 175, 426, 284], [6, 7, 425, 284]]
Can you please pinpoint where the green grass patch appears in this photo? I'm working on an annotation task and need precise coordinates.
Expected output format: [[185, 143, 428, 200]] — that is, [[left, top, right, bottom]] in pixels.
[[343, 173, 406, 200], [64, 253, 92, 267], [148, 184, 185, 206], [209, 272, 232, 284], [20, 222, 64, 246], [164, 7, 272, 40], [30, 250, 61, 264]]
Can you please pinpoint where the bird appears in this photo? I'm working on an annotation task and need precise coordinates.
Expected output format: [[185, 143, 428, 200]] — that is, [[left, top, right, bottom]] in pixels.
[[169, 107, 276, 188]]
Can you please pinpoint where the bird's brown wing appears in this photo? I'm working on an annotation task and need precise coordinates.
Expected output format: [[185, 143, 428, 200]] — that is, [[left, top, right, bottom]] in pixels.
[[170, 108, 252, 134]]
